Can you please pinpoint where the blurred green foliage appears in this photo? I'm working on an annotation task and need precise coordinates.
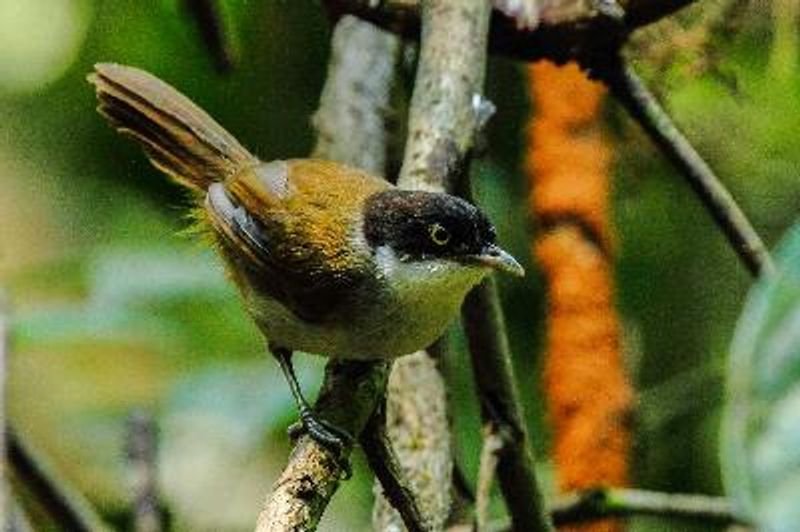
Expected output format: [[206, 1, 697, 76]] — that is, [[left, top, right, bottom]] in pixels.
[[1, 1, 799, 530]]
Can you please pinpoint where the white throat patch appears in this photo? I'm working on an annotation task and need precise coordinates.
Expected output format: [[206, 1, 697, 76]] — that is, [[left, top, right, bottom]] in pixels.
[[374, 245, 488, 308]]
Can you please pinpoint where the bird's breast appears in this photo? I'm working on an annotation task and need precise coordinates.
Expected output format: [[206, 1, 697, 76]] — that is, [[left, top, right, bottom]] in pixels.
[[248, 246, 486, 359]]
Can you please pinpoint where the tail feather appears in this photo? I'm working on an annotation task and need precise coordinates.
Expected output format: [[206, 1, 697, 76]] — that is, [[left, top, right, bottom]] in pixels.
[[89, 63, 257, 191]]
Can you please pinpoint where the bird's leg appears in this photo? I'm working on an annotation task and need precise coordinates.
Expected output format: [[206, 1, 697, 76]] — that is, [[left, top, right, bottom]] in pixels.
[[270, 345, 354, 458]]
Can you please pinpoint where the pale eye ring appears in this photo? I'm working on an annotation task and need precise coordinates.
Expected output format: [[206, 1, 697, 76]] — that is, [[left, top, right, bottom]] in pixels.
[[429, 223, 451, 246]]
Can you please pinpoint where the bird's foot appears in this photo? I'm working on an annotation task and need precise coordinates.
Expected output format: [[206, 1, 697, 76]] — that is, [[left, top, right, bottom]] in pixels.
[[288, 409, 354, 479]]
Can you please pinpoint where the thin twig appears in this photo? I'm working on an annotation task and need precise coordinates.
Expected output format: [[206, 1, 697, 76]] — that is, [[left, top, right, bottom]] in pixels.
[[462, 280, 554, 532], [7, 429, 110, 531], [359, 400, 430, 532], [474, 424, 503, 531], [550, 488, 747, 527], [126, 411, 162, 532], [597, 57, 775, 278]]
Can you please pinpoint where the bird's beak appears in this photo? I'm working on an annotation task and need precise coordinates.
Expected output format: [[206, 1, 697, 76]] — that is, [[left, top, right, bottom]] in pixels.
[[474, 244, 525, 277]]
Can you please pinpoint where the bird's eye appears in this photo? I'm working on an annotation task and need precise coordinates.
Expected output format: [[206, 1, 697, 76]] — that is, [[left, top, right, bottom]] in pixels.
[[428, 223, 451, 246]]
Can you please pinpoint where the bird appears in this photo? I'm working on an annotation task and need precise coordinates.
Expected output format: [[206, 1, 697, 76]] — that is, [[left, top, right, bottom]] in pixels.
[[89, 63, 524, 451]]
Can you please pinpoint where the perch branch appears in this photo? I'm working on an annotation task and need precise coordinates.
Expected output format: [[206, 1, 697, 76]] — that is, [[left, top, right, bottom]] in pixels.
[[256, 16, 400, 531], [126, 411, 163, 532], [256, 361, 390, 531], [550, 488, 746, 527], [463, 280, 554, 532], [596, 57, 775, 278]]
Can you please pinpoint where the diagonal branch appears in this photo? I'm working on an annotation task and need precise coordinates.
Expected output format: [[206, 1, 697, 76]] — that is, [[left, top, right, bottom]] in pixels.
[[359, 400, 430, 532], [8, 429, 111, 531], [595, 56, 775, 278], [256, 360, 390, 531], [550, 487, 747, 527], [463, 280, 554, 532]]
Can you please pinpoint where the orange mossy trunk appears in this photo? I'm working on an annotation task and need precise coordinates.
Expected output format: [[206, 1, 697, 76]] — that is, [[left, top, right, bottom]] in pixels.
[[527, 61, 634, 532]]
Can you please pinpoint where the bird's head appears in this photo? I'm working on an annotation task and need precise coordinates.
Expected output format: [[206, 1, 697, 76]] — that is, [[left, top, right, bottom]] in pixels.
[[362, 189, 524, 278]]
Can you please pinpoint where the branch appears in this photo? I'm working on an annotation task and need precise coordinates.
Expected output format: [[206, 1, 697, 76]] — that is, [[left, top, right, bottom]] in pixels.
[[372, 351, 452, 530], [312, 15, 400, 171], [126, 411, 163, 532], [474, 424, 503, 531], [550, 488, 747, 527], [325, 0, 698, 64], [256, 360, 390, 531], [396, 0, 492, 191], [8, 429, 110, 531], [372, 2, 554, 530], [359, 400, 431, 532], [596, 57, 775, 278], [463, 280, 554, 532]]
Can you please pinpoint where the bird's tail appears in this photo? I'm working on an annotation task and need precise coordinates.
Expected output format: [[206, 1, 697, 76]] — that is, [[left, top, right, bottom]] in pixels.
[[89, 63, 257, 192]]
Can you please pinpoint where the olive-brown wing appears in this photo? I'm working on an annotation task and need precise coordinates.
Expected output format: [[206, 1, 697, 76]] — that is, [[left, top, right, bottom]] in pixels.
[[225, 159, 391, 323]]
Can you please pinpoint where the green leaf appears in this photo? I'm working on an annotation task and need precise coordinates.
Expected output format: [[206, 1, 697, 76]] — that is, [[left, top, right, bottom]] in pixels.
[[722, 222, 800, 531]]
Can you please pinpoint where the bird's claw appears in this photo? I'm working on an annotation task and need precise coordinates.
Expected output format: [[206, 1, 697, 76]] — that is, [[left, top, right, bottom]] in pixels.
[[288, 410, 354, 479]]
